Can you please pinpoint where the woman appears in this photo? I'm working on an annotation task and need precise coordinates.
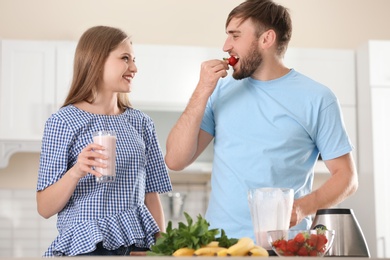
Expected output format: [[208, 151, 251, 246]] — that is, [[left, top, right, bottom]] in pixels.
[[36, 25, 172, 256]]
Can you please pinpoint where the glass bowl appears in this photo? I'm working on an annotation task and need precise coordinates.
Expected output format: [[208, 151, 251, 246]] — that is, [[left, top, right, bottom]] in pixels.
[[267, 229, 335, 257]]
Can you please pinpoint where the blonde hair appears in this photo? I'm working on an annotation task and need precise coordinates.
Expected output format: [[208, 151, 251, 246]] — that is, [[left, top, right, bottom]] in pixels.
[[62, 25, 131, 109]]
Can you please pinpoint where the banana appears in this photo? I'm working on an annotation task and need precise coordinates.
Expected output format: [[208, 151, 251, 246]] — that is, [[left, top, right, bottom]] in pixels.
[[226, 237, 255, 256], [172, 247, 195, 256], [216, 248, 229, 256], [248, 245, 269, 257], [204, 241, 219, 247], [193, 247, 227, 256]]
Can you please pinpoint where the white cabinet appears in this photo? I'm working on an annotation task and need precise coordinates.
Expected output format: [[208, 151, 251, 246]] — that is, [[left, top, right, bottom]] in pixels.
[[0, 40, 56, 140], [353, 40, 390, 258], [55, 42, 78, 109], [371, 88, 390, 258], [131, 44, 225, 111], [285, 48, 356, 106], [0, 40, 76, 167], [121, 45, 358, 111], [366, 41, 390, 86]]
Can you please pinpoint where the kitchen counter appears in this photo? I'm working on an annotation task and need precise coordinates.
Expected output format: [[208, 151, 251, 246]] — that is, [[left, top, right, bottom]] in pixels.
[[168, 162, 212, 185], [0, 257, 376, 259], [169, 171, 211, 185]]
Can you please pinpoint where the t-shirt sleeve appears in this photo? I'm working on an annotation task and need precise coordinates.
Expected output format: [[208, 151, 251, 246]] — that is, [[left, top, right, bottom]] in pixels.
[[315, 99, 354, 160], [143, 117, 172, 194], [200, 96, 216, 137], [37, 115, 74, 191]]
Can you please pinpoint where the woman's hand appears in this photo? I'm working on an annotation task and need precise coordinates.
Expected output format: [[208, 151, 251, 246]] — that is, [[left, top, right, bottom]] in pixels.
[[71, 143, 107, 180]]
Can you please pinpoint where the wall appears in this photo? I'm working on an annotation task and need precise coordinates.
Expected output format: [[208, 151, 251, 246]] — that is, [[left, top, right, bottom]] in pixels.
[[1, 0, 390, 49]]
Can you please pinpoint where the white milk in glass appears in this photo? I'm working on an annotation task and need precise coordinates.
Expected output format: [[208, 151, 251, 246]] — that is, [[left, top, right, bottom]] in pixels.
[[93, 131, 116, 183], [248, 187, 294, 250]]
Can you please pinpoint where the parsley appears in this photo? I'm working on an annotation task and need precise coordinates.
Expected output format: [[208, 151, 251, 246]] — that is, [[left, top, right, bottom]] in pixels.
[[147, 212, 238, 256]]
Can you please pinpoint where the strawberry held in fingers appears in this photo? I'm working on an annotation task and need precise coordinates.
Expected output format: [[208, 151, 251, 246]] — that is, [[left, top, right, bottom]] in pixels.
[[223, 56, 239, 66]]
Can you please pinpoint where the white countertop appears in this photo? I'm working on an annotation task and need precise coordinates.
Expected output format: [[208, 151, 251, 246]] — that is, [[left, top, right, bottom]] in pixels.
[[171, 162, 213, 173], [1, 256, 378, 259]]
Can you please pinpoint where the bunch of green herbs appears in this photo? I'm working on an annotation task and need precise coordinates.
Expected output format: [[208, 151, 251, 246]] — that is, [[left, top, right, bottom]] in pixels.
[[147, 212, 238, 256]]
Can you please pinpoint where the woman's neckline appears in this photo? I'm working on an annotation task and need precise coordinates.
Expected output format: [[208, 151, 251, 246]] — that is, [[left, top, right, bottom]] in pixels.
[[69, 104, 128, 116]]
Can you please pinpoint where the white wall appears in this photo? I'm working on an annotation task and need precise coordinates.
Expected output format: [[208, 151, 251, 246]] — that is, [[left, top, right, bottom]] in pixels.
[[1, 0, 390, 49]]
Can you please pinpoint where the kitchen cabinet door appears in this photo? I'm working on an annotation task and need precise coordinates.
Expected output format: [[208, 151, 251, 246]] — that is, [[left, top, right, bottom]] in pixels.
[[55, 41, 77, 110], [353, 40, 390, 258], [0, 40, 56, 140], [0, 40, 76, 168], [130, 44, 225, 111], [367, 41, 390, 86], [371, 87, 390, 257], [284, 48, 356, 106]]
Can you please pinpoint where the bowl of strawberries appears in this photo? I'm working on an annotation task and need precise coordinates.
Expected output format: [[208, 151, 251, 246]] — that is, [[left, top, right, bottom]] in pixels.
[[267, 228, 335, 257]]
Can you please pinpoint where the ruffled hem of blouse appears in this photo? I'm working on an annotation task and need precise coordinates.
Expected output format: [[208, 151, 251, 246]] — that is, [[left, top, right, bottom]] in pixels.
[[45, 205, 159, 256]]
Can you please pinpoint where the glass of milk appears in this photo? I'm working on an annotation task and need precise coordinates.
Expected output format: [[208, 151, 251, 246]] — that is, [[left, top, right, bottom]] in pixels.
[[247, 187, 294, 250], [92, 130, 117, 183]]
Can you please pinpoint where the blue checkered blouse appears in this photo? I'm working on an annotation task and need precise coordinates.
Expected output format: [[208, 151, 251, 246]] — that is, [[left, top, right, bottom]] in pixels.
[[37, 105, 172, 256]]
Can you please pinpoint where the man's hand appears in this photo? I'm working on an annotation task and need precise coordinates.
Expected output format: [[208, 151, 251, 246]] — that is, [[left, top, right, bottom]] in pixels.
[[198, 59, 229, 93]]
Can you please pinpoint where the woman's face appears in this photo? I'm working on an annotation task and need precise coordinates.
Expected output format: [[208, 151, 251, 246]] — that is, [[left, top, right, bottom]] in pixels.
[[101, 39, 137, 94]]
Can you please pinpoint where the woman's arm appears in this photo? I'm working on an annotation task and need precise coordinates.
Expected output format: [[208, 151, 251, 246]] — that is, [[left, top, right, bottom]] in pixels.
[[36, 143, 106, 218], [36, 167, 81, 218], [145, 192, 166, 235]]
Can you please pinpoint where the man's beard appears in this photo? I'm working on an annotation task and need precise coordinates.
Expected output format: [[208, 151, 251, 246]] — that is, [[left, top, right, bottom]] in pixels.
[[232, 41, 263, 80]]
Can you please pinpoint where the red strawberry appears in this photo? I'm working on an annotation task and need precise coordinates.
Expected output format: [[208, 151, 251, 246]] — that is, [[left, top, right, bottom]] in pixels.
[[278, 239, 288, 252], [272, 239, 286, 254], [272, 239, 282, 248], [309, 250, 318, 256], [273, 239, 288, 254], [297, 246, 309, 256], [316, 234, 328, 252], [307, 234, 318, 248], [293, 232, 306, 244], [223, 56, 238, 66], [272, 239, 283, 251], [286, 239, 299, 253]]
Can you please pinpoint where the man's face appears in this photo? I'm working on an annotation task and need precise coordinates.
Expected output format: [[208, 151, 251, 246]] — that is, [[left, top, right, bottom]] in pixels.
[[223, 18, 263, 80]]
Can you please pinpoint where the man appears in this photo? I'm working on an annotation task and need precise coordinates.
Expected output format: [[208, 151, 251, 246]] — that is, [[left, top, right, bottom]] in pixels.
[[165, 0, 358, 240]]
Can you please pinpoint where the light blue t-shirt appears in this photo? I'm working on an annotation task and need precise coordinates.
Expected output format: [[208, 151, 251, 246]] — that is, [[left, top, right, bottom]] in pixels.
[[200, 69, 353, 240]]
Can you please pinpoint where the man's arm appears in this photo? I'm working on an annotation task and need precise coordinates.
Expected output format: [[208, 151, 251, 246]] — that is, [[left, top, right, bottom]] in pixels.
[[290, 153, 358, 227], [165, 59, 228, 170]]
